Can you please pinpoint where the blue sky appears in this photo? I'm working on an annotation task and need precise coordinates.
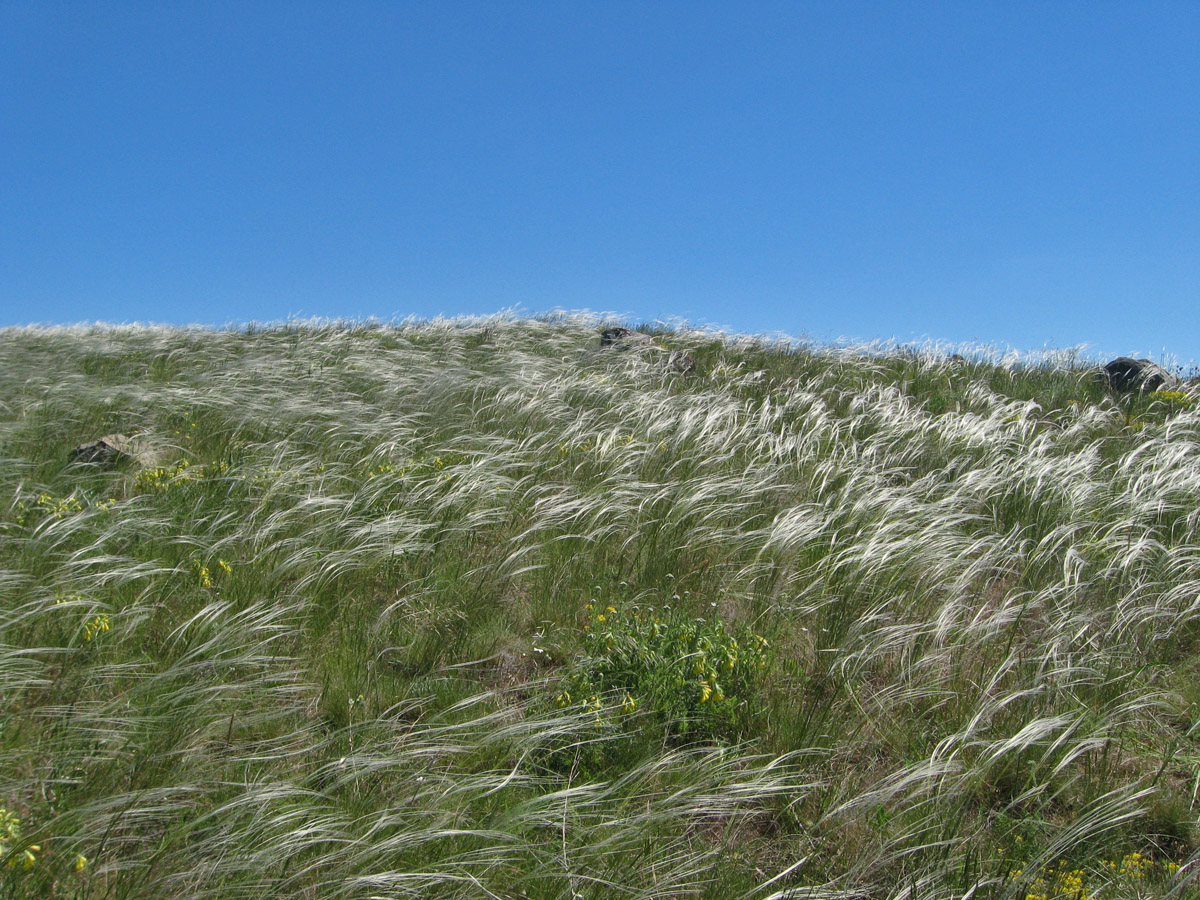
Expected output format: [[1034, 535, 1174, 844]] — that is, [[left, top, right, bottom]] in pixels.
[[3, 2, 1198, 361]]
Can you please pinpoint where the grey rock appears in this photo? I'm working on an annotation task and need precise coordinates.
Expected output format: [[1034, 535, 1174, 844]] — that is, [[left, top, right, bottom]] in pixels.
[[600, 327, 656, 350], [1102, 358, 1180, 394], [70, 434, 158, 467], [599, 327, 695, 374], [666, 351, 696, 374]]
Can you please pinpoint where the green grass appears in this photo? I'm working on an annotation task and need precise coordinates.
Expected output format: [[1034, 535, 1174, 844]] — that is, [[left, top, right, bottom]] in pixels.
[[0, 315, 1198, 899]]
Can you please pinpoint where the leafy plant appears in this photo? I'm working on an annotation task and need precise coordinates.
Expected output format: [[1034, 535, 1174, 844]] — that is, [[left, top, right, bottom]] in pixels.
[[557, 596, 769, 743]]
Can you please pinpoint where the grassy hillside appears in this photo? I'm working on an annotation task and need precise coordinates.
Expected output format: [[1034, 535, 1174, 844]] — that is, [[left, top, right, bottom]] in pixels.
[[1, 315, 1198, 899]]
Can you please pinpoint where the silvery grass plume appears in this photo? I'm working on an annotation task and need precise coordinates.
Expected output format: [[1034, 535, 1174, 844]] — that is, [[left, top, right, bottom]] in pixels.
[[0, 315, 1197, 899]]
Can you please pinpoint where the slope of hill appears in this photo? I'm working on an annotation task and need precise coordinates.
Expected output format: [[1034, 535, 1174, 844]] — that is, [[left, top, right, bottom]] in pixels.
[[1, 315, 1197, 899]]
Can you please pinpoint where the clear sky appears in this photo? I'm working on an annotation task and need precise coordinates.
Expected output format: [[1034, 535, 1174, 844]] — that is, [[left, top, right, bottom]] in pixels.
[[3, 2, 1198, 361]]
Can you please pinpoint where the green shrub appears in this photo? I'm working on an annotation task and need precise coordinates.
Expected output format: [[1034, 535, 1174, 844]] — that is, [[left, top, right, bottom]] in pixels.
[[556, 597, 770, 743]]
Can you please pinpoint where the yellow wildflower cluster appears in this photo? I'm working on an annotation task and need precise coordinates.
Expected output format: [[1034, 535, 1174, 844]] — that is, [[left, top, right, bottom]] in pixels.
[[134, 459, 196, 493], [1149, 390, 1193, 407], [558, 439, 594, 456], [1019, 864, 1092, 900], [9, 492, 119, 529], [247, 466, 286, 487], [698, 680, 722, 703], [1104, 851, 1157, 878], [54, 596, 113, 644], [192, 558, 231, 588], [585, 695, 603, 723], [1006, 850, 1183, 900], [564, 596, 769, 739], [0, 806, 38, 870], [83, 614, 111, 642], [39, 493, 83, 518], [12, 492, 84, 526], [362, 452, 465, 480], [554, 690, 605, 722]]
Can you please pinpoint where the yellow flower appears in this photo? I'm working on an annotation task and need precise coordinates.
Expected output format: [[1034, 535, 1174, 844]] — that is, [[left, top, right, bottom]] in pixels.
[[1150, 389, 1192, 406], [74, 853, 88, 872], [83, 614, 111, 642]]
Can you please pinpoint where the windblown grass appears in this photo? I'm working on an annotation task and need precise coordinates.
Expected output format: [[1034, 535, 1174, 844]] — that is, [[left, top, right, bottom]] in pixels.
[[1, 314, 1198, 898]]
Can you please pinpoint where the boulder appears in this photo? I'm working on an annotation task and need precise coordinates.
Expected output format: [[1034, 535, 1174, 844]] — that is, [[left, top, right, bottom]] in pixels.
[[70, 434, 158, 467], [1102, 358, 1180, 394], [599, 327, 656, 350], [599, 328, 695, 374], [666, 351, 696, 374]]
